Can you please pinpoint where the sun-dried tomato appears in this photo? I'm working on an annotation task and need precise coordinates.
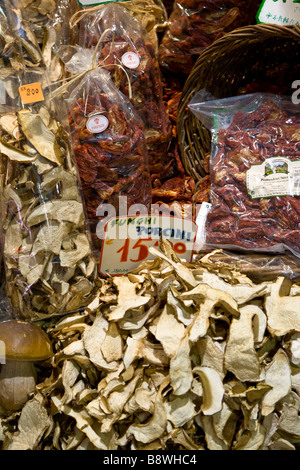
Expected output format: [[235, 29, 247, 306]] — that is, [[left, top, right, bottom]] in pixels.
[[205, 98, 300, 256], [159, 0, 261, 75]]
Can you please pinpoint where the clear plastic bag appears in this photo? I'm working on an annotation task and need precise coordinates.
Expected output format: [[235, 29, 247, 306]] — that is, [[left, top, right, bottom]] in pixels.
[[71, 3, 172, 179], [0, 1, 96, 320], [9, 1, 79, 85], [117, 0, 168, 52], [67, 68, 152, 258], [193, 249, 300, 283], [70, 0, 167, 52], [11, 0, 57, 42], [189, 91, 300, 258], [158, 0, 261, 75]]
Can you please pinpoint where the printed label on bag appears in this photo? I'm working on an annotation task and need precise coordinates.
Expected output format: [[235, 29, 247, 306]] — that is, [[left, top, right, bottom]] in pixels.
[[246, 157, 300, 199], [121, 52, 140, 69], [99, 215, 197, 276], [257, 0, 300, 26], [86, 115, 109, 133], [77, 0, 131, 6], [19, 83, 44, 105]]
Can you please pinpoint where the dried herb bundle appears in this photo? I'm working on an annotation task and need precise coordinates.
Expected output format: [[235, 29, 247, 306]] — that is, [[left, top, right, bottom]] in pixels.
[[1, 241, 300, 450]]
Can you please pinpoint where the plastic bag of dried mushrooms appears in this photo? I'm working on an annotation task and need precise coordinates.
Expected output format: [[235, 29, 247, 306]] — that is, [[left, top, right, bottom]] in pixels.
[[0, 0, 96, 321]]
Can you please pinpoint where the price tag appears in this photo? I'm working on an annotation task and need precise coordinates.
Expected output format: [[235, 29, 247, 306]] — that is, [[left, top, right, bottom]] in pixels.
[[99, 215, 198, 276], [257, 0, 300, 26], [122, 52, 140, 69], [86, 115, 109, 133], [194, 202, 212, 251], [19, 83, 44, 105]]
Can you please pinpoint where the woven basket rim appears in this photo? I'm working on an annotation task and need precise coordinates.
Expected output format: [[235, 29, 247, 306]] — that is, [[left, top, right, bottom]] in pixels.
[[179, 24, 300, 107], [177, 24, 300, 182]]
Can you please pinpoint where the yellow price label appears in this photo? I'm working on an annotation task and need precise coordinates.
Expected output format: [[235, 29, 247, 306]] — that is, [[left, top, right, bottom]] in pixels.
[[19, 83, 44, 105]]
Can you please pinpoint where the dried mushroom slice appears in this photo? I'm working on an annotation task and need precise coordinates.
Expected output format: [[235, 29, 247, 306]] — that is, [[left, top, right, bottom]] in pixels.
[[3, 241, 300, 450], [17, 109, 64, 166], [180, 284, 239, 342], [193, 366, 224, 416], [126, 379, 168, 444], [108, 277, 151, 321], [265, 277, 300, 336], [262, 349, 291, 416], [5, 398, 52, 450], [224, 304, 266, 382]]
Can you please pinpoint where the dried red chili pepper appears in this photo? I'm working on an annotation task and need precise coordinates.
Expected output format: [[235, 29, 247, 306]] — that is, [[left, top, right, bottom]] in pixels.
[[159, 0, 261, 75]]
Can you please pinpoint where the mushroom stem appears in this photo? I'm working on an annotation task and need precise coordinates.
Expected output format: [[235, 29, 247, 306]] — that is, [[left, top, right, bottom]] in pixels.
[[0, 359, 37, 411]]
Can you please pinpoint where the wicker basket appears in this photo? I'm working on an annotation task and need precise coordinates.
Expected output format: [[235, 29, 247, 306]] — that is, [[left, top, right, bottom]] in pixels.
[[177, 24, 300, 182]]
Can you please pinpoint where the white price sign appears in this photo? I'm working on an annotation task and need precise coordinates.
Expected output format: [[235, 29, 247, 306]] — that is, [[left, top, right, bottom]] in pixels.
[[257, 0, 300, 25], [99, 215, 198, 276]]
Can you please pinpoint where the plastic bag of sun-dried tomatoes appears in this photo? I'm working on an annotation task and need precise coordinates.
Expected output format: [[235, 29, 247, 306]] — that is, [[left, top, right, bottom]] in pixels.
[[66, 68, 152, 257], [189, 92, 300, 258], [159, 0, 261, 75], [66, 3, 172, 180]]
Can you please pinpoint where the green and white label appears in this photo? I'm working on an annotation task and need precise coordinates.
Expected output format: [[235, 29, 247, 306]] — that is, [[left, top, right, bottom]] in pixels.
[[257, 0, 300, 25], [77, 0, 131, 6], [246, 157, 300, 199]]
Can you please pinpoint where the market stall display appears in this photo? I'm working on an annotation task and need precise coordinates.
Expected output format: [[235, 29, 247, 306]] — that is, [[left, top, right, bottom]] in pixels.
[[0, 0, 300, 453], [1, 241, 300, 449]]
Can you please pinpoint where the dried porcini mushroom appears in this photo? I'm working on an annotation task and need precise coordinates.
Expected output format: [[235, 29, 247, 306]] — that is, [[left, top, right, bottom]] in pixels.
[[265, 277, 300, 336], [0, 320, 53, 411], [1, 241, 300, 450]]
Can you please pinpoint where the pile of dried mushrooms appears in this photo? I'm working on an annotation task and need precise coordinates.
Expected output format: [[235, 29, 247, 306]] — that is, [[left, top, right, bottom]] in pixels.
[[1, 241, 300, 451]]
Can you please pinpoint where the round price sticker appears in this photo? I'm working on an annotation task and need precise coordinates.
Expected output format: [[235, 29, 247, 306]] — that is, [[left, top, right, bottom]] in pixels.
[[121, 52, 140, 69], [86, 115, 109, 134]]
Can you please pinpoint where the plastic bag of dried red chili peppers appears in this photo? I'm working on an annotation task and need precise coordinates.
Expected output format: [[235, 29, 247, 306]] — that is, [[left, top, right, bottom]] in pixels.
[[71, 3, 172, 180], [189, 92, 300, 258], [158, 0, 261, 75], [66, 68, 152, 258]]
